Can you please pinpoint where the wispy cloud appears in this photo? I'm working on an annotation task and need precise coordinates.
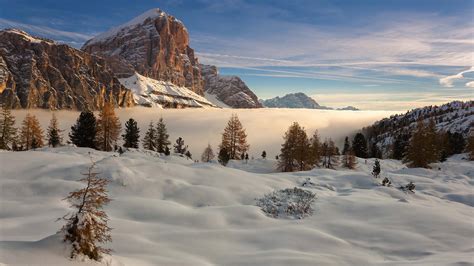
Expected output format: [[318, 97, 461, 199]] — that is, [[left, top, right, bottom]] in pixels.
[[439, 67, 474, 88], [0, 18, 93, 46]]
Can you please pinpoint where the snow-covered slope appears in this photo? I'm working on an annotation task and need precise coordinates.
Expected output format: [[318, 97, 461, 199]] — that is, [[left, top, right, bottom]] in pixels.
[[119, 73, 216, 108], [0, 147, 473, 265]]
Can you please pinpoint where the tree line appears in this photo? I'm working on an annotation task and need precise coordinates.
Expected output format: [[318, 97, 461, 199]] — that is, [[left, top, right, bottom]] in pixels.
[[1, 104, 473, 169]]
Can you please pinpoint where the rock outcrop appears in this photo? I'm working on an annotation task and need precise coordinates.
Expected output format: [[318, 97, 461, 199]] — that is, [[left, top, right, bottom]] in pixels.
[[82, 9, 204, 95], [261, 92, 331, 109], [200, 64, 261, 108], [0, 29, 134, 110]]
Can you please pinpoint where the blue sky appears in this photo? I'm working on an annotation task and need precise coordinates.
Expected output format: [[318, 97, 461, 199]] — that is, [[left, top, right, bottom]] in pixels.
[[1, 0, 472, 110]]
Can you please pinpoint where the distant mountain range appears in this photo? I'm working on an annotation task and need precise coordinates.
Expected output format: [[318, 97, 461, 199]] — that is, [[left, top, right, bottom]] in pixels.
[[260, 92, 359, 110], [0, 9, 261, 110]]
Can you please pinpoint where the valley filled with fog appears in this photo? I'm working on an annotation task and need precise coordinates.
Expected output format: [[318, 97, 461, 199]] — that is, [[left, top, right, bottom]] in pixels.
[[12, 108, 396, 157]]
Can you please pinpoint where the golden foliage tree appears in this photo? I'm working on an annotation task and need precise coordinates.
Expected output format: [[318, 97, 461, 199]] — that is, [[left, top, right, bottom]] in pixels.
[[321, 138, 339, 169], [405, 118, 439, 168], [60, 158, 112, 261], [278, 122, 312, 172], [19, 113, 44, 150], [220, 114, 249, 160], [343, 149, 357, 169], [309, 130, 322, 167], [96, 101, 121, 151], [0, 104, 16, 150]]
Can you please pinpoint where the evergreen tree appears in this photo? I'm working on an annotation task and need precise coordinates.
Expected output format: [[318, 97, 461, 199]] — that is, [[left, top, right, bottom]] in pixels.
[[392, 132, 409, 160], [352, 133, 368, 158], [47, 113, 62, 147], [174, 137, 187, 154], [164, 146, 171, 156], [70, 111, 97, 149], [122, 118, 140, 148], [467, 133, 474, 161], [278, 122, 311, 172], [142, 122, 156, 151], [201, 144, 215, 162], [19, 113, 44, 150], [219, 114, 249, 160], [372, 159, 381, 178], [245, 153, 249, 162], [218, 147, 230, 166], [448, 132, 466, 155], [369, 142, 382, 159], [185, 150, 192, 160], [60, 159, 112, 261], [342, 136, 350, 155], [261, 150, 267, 159], [309, 130, 322, 167], [0, 104, 16, 150], [155, 118, 170, 153], [95, 101, 121, 152]]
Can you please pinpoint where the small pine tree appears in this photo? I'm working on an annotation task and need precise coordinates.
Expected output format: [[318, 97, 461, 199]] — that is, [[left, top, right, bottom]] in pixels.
[[47, 113, 62, 147], [70, 111, 97, 149], [142, 122, 156, 151], [19, 113, 44, 150], [372, 159, 381, 178], [155, 118, 170, 153], [201, 144, 215, 162], [0, 104, 17, 150], [60, 158, 112, 261], [95, 101, 121, 152], [261, 150, 266, 159], [122, 118, 140, 148], [220, 114, 249, 160], [352, 133, 368, 158], [467, 132, 474, 161], [174, 137, 187, 154], [185, 150, 192, 160], [342, 136, 350, 155], [218, 147, 230, 166], [164, 146, 171, 156], [245, 153, 249, 162]]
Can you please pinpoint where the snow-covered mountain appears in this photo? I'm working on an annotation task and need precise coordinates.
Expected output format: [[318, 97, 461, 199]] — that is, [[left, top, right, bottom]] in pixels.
[[0, 147, 472, 265], [261, 93, 331, 109], [119, 73, 216, 108], [363, 100, 474, 156], [201, 64, 262, 108]]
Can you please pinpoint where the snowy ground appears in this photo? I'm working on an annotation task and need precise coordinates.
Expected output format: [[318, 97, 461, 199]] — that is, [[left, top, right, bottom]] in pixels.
[[0, 147, 473, 265]]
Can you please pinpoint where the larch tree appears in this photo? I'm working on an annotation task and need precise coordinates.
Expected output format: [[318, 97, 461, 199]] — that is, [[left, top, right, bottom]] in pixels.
[[142, 122, 156, 151], [60, 158, 112, 261], [278, 122, 311, 172], [219, 114, 249, 160], [352, 133, 368, 158], [321, 138, 338, 169], [155, 118, 170, 153], [343, 149, 357, 169], [0, 104, 16, 150], [19, 113, 44, 150], [47, 113, 62, 147], [95, 101, 121, 152], [122, 118, 140, 148], [201, 144, 215, 162], [309, 130, 322, 167], [405, 118, 438, 168], [69, 111, 97, 149]]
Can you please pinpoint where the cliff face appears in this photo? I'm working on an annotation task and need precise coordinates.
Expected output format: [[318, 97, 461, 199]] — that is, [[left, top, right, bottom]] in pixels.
[[0, 29, 134, 110], [82, 9, 204, 95], [201, 64, 262, 108]]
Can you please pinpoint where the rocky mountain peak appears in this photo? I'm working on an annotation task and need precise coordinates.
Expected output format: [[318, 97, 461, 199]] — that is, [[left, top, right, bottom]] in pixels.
[[0, 29, 134, 110], [82, 8, 204, 95]]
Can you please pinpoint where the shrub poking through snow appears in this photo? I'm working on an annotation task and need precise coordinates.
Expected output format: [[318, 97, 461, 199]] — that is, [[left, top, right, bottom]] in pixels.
[[60, 156, 112, 261], [256, 187, 316, 219], [400, 181, 416, 193], [382, 177, 391, 187]]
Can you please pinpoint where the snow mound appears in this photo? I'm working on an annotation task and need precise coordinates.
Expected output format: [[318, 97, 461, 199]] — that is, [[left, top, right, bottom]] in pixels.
[[0, 147, 473, 265], [119, 73, 216, 108]]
